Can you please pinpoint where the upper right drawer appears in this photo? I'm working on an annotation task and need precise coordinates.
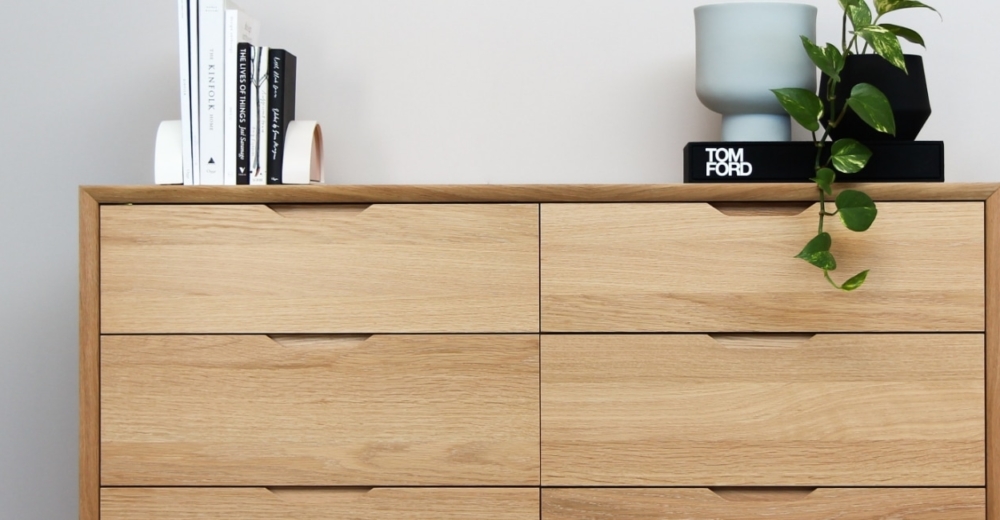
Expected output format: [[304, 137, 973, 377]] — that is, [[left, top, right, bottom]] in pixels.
[[541, 202, 984, 333]]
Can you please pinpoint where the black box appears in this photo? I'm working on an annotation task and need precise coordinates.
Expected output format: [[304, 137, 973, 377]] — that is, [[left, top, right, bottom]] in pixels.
[[683, 141, 944, 183]]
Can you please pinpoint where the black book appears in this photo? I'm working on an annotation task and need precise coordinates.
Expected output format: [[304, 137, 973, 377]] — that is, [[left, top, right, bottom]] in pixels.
[[266, 49, 297, 184], [235, 43, 253, 185], [683, 141, 944, 183]]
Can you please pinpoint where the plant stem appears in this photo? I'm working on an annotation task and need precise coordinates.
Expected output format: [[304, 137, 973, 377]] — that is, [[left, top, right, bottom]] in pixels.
[[824, 270, 843, 290], [842, 11, 848, 50], [818, 188, 826, 234]]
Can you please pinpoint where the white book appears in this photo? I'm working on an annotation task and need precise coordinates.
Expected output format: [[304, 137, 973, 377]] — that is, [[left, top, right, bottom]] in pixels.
[[198, 0, 230, 185], [176, 0, 194, 185], [250, 46, 269, 185], [189, 0, 201, 184], [223, 8, 260, 185]]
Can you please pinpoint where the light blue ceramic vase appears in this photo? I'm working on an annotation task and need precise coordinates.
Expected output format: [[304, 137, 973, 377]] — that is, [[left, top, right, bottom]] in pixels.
[[695, 2, 817, 141]]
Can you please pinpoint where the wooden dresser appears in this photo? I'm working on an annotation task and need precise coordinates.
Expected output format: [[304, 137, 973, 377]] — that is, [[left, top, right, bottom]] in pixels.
[[81, 184, 1000, 520]]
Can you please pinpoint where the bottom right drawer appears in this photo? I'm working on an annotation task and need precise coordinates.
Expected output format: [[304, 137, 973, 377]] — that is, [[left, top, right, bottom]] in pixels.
[[542, 488, 985, 519], [541, 334, 984, 486]]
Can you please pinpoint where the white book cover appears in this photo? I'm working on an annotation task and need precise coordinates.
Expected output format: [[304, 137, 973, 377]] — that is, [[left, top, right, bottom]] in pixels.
[[176, 0, 194, 184], [250, 46, 269, 185], [198, 0, 230, 185], [189, 0, 201, 183], [223, 8, 260, 185]]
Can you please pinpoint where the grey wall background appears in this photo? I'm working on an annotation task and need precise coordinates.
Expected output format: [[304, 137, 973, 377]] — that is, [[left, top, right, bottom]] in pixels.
[[0, 0, 994, 517]]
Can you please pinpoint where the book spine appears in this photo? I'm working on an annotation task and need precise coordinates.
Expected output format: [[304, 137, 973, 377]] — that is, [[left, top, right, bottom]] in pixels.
[[250, 46, 269, 185], [198, 0, 225, 185], [225, 9, 260, 185], [235, 42, 251, 184], [177, 0, 194, 184], [223, 10, 237, 185], [189, 0, 201, 184], [247, 46, 259, 185], [267, 50, 297, 184]]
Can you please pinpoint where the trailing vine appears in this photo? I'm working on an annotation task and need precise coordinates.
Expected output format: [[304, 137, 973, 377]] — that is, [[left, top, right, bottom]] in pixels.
[[771, 0, 938, 290]]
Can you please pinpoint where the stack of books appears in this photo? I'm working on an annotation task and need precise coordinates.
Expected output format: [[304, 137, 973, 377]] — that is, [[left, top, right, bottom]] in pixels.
[[177, 0, 297, 185]]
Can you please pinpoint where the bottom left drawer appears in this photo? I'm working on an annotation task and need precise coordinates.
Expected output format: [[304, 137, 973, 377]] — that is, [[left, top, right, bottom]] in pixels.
[[102, 488, 541, 519]]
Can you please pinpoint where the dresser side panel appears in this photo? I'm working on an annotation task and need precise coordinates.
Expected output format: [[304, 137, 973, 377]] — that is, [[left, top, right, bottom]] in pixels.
[[987, 192, 999, 520], [80, 189, 100, 520]]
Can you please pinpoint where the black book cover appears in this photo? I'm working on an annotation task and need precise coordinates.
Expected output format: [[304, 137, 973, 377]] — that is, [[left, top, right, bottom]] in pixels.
[[683, 141, 944, 183], [236, 42, 252, 185], [267, 49, 297, 184]]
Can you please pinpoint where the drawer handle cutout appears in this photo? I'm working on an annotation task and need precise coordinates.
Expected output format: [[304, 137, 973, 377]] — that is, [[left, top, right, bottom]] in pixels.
[[267, 204, 373, 218], [268, 335, 374, 349], [710, 488, 816, 502], [269, 487, 375, 501], [709, 202, 813, 217], [709, 334, 816, 349]]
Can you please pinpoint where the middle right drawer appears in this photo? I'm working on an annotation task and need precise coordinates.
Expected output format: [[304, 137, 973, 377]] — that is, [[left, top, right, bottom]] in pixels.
[[540, 334, 984, 486]]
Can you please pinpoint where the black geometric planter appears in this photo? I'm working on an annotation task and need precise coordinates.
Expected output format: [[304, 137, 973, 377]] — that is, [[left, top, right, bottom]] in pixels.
[[819, 54, 931, 141]]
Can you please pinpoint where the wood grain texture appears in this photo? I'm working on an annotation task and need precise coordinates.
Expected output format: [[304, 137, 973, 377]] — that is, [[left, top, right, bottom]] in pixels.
[[79, 189, 99, 520], [100, 204, 539, 334], [81, 183, 1000, 204], [543, 488, 986, 520], [541, 334, 985, 486], [988, 191, 999, 520], [102, 487, 540, 520], [542, 202, 985, 332], [101, 335, 540, 486]]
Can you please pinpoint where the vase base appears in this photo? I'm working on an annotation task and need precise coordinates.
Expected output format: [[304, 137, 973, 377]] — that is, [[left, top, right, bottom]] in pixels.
[[722, 114, 791, 142]]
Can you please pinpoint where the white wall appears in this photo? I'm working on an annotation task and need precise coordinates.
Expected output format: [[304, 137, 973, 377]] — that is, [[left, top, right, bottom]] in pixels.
[[0, 0, 993, 517]]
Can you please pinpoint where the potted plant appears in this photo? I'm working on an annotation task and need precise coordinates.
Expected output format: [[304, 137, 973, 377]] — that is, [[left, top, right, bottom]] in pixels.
[[771, 0, 939, 291]]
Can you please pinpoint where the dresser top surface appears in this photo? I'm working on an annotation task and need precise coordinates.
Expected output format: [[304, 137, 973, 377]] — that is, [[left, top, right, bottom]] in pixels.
[[81, 183, 1000, 204]]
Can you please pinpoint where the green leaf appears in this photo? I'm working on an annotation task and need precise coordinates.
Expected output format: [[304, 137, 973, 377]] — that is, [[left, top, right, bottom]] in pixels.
[[844, 0, 873, 29], [846, 83, 896, 136], [880, 23, 926, 47], [873, 0, 940, 18], [836, 190, 878, 232], [810, 168, 836, 195], [771, 88, 823, 132], [801, 36, 845, 81], [830, 139, 873, 173], [857, 25, 907, 72], [841, 270, 870, 291], [796, 232, 837, 270]]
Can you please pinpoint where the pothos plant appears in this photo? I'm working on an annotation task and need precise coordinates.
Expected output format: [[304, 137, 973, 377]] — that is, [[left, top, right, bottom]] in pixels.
[[771, 0, 938, 291]]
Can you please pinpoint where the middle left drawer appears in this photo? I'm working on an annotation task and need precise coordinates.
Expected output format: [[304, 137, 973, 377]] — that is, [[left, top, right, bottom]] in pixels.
[[100, 334, 541, 486]]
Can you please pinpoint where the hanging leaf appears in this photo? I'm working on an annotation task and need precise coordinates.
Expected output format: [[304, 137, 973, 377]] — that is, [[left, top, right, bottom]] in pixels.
[[844, 0, 873, 29], [841, 270, 870, 291], [880, 23, 926, 47], [857, 25, 908, 72], [771, 88, 823, 132], [830, 139, 873, 173], [836, 190, 878, 232], [873, 0, 941, 18], [810, 168, 836, 196], [801, 36, 845, 81], [796, 233, 837, 271], [846, 83, 896, 136]]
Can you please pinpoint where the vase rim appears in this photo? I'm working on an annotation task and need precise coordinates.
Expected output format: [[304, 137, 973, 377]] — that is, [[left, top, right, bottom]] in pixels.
[[695, 2, 818, 14], [845, 53, 924, 59]]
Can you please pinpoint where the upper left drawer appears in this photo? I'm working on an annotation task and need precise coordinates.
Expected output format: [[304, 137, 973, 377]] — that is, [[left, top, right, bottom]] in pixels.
[[100, 204, 540, 334]]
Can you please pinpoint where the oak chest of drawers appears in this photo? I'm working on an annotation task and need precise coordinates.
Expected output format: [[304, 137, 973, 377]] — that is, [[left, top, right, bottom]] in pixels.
[[81, 184, 1000, 520]]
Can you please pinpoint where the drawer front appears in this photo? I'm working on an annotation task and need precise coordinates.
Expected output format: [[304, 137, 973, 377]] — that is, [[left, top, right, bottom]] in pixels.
[[100, 204, 539, 334], [101, 335, 540, 486], [541, 202, 984, 332], [103, 488, 540, 520], [543, 488, 985, 519], [541, 334, 984, 486]]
